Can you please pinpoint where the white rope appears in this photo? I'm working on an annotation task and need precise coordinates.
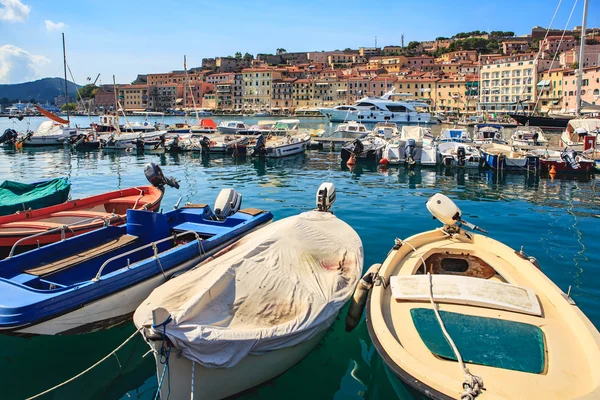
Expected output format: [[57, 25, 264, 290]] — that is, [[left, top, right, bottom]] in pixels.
[[132, 187, 145, 210], [395, 237, 484, 400], [27, 326, 143, 399]]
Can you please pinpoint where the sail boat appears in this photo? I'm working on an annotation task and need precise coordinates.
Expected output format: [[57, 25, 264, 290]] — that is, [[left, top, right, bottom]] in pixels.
[[510, 0, 589, 130]]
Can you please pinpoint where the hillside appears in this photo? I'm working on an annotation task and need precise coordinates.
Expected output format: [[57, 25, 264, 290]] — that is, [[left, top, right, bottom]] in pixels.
[[0, 78, 80, 103]]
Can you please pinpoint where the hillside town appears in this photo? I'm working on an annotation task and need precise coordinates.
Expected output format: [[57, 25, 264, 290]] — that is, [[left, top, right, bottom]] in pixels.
[[4, 25, 600, 118]]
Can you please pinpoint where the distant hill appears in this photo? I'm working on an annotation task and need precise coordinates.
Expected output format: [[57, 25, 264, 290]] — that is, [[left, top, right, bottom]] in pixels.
[[0, 78, 81, 103]]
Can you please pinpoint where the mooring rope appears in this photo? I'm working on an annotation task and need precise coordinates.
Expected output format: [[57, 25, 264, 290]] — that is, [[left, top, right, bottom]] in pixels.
[[26, 326, 143, 399]]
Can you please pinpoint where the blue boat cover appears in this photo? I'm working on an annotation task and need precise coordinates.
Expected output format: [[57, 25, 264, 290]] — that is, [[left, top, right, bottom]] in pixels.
[[411, 308, 545, 374], [0, 178, 70, 216]]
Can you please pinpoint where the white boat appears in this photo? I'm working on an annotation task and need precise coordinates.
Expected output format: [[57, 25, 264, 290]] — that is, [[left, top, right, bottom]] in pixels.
[[335, 121, 369, 139], [472, 124, 505, 145], [479, 143, 540, 171], [437, 128, 471, 143], [382, 126, 431, 165], [437, 142, 481, 167], [560, 118, 600, 146], [371, 122, 399, 139], [318, 89, 434, 124], [341, 136, 388, 162], [510, 126, 548, 148], [253, 110, 271, 117], [19, 121, 77, 147], [251, 131, 310, 158], [217, 121, 250, 134], [134, 183, 363, 400]]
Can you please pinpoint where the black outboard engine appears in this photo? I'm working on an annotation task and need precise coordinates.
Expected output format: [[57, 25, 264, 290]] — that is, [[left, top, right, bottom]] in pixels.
[[253, 134, 267, 157], [404, 138, 417, 165], [457, 146, 466, 167], [135, 137, 145, 152], [144, 163, 180, 191], [561, 148, 580, 170], [0, 129, 18, 144], [350, 138, 364, 156], [532, 131, 539, 146], [200, 136, 211, 154]]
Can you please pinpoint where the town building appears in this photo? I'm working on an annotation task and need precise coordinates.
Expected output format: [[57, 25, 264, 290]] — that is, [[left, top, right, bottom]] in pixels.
[[536, 68, 568, 113], [562, 66, 600, 112], [242, 68, 283, 110], [437, 50, 478, 63], [292, 78, 314, 108], [94, 85, 117, 111], [118, 84, 149, 111], [359, 47, 381, 57], [148, 84, 182, 112], [406, 56, 435, 70], [559, 44, 600, 68], [271, 78, 296, 110], [382, 45, 403, 55], [540, 36, 577, 54], [501, 39, 530, 55]]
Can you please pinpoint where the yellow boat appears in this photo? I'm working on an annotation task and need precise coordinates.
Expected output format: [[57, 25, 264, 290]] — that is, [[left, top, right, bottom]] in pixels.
[[350, 194, 600, 399]]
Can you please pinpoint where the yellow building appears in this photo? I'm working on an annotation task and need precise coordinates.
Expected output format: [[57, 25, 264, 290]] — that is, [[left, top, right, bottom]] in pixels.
[[293, 79, 314, 108], [436, 78, 469, 113], [536, 68, 566, 113], [118, 84, 149, 111], [242, 68, 282, 110]]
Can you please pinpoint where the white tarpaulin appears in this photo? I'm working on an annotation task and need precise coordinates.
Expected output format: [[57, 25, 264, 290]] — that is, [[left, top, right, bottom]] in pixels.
[[568, 119, 600, 133], [401, 126, 428, 141], [134, 211, 363, 368]]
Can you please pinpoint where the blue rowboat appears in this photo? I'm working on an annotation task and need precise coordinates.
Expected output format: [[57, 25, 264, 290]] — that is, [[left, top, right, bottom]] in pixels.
[[0, 178, 70, 216], [0, 200, 272, 336]]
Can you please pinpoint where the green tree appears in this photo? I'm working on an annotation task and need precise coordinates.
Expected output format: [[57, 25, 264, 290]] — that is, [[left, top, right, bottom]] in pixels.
[[503, 31, 515, 37], [571, 62, 579, 69], [77, 84, 98, 99], [276, 48, 287, 55], [243, 52, 253, 60], [407, 41, 420, 50], [235, 52, 242, 60], [61, 102, 76, 111], [344, 47, 352, 52], [435, 37, 448, 41]]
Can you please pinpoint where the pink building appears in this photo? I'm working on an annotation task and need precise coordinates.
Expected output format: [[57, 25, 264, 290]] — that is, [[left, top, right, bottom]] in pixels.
[[562, 66, 600, 111], [406, 56, 434, 70], [502, 40, 530, 55], [541, 36, 577, 54], [560, 44, 600, 68]]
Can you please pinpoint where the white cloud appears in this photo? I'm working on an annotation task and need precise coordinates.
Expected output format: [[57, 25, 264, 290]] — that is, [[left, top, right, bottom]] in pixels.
[[0, 0, 30, 22], [0, 45, 50, 84], [45, 19, 66, 32]]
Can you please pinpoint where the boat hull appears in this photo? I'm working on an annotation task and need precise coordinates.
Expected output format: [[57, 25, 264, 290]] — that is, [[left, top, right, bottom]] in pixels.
[[254, 138, 309, 158], [510, 114, 572, 129], [147, 330, 327, 400], [319, 108, 435, 124], [540, 159, 595, 173], [480, 149, 540, 172]]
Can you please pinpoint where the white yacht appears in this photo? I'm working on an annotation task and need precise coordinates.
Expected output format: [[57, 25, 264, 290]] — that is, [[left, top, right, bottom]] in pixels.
[[18, 121, 77, 147], [318, 90, 434, 124], [335, 121, 369, 139]]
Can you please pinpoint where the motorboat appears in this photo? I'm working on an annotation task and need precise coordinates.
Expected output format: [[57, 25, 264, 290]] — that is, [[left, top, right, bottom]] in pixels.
[[237, 120, 277, 135], [530, 148, 595, 173], [472, 124, 505, 145], [437, 128, 471, 143], [134, 183, 363, 400], [167, 119, 218, 135], [341, 136, 388, 163], [15, 121, 77, 147], [0, 182, 273, 336], [318, 89, 434, 124], [335, 121, 369, 139], [180, 134, 249, 155], [560, 119, 600, 147], [437, 142, 481, 168], [217, 121, 250, 134], [0, 164, 172, 258], [509, 126, 548, 148], [354, 193, 600, 399], [250, 131, 310, 158], [0, 178, 70, 217], [382, 126, 431, 166], [371, 122, 400, 139], [253, 110, 271, 117], [479, 143, 540, 171]]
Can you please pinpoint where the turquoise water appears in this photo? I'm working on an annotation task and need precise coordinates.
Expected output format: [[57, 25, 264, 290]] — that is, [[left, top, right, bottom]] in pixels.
[[0, 116, 599, 400]]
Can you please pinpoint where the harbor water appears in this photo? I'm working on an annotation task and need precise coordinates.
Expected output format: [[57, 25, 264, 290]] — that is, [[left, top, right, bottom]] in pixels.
[[0, 116, 599, 400]]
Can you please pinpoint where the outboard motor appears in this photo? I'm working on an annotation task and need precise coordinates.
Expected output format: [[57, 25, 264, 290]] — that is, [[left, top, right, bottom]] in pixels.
[[213, 188, 242, 220], [561, 148, 580, 170], [0, 128, 18, 144], [404, 138, 417, 165], [426, 193, 487, 233], [532, 131, 539, 146], [199, 136, 211, 154], [316, 182, 336, 213], [135, 137, 145, 152], [253, 134, 267, 157], [144, 163, 180, 191], [456, 146, 466, 166], [350, 138, 364, 156]]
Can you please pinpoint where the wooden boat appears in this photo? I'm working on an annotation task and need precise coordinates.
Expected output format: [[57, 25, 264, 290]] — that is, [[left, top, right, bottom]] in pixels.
[[134, 183, 363, 400], [0, 188, 272, 335], [0, 178, 70, 217], [0, 164, 176, 258], [353, 194, 600, 399], [530, 148, 595, 173]]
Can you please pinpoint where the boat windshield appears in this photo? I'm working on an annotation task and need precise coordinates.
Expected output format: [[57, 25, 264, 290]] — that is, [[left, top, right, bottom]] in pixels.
[[413, 105, 430, 113]]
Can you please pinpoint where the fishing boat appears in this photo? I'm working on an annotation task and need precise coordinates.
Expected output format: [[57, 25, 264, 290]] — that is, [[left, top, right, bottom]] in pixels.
[[350, 193, 600, 399], [134, 183, 362, 400], [250, 120, 310, 158], [217, 121, 250, 134], [335, 121, 369, 139], [479, 143, 540, 171], [341, 136, 388, 163], [167, 119, 218, 135], [0, 178, 70, 217], [16, 120, 77, 147], [437, 142, 481, 168], [530, 148, 595, 173], [472, 124, 505, 145], [560, 118, 600, 146], [0, 184, 273, 336], [0, 164, 172, 258], [509, 126, 548, 148], [381, 126, 431, 166]]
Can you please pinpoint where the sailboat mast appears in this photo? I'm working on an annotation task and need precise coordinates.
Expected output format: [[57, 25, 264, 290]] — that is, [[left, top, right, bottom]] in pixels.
[[113, 75, 121, 130], [575, 0, 588, 116], [62, 32, 70, 125]]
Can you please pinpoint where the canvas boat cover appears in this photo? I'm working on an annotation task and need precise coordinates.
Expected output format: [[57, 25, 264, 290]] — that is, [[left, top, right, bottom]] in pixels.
[[401, 126, 427, 141], [567, 119, 600, 133], [0, 178, 70, 216], [134, 210, 363, 368]]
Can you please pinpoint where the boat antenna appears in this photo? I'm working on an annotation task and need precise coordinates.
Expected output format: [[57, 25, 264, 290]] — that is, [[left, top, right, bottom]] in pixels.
[[62, 32, 70, 125], [575, 0, 589, 116]]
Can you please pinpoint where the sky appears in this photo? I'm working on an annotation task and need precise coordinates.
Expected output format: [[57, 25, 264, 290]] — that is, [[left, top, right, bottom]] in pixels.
[[1, 0, 599, 86]]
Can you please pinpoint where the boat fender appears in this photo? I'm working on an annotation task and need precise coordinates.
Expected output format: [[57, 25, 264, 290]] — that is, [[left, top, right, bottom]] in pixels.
[[528, 256, 541, 270], [345, 263, 382, 332]]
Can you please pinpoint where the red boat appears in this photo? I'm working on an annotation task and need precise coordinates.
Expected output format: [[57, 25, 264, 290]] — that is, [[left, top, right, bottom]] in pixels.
[[0, 186, 164, 258], [0, 163, 180, 258]]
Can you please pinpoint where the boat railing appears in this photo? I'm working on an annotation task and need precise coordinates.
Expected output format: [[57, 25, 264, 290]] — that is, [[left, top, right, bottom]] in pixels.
[[91, 230, 203, 282], [7, 215, 116, 258]]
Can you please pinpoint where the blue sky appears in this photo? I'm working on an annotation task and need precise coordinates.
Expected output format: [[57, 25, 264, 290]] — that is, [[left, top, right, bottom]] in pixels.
[[1, 0, 599, 85]]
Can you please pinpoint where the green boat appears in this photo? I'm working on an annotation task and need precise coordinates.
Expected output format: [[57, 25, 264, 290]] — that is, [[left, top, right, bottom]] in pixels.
[[0, 178, 71, 216]]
